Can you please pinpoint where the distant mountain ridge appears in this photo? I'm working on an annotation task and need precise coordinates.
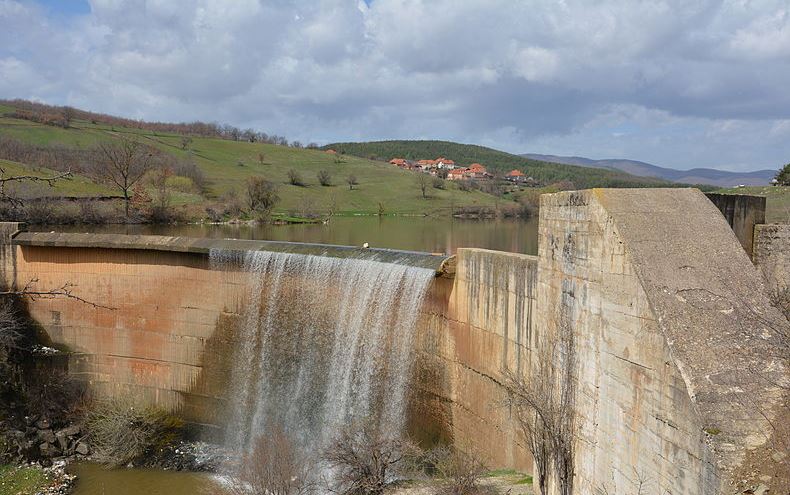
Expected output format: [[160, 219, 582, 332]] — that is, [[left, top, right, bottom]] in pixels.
[[522, 153, 776, 187]]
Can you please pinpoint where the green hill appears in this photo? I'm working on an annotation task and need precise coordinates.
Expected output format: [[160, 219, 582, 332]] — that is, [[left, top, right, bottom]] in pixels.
[[324, 140, 677, 189], [0, 106, 504, 218]]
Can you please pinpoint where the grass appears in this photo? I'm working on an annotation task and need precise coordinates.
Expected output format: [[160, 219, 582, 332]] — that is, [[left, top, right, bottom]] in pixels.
[[714, 186, 790, 223], [0, 465, 49, 495], [0, 117, 504, 216]]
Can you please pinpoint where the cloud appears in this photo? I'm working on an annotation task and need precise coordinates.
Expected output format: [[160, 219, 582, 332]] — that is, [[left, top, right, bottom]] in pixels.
[[0, 0, 788, 171]]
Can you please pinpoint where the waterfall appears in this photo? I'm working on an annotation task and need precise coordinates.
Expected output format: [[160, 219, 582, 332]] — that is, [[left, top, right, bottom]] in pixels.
[[210, 249, 435, 456]]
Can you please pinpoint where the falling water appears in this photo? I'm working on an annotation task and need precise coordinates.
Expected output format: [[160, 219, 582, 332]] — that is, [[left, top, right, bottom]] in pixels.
[[209, 249, 435, 456]]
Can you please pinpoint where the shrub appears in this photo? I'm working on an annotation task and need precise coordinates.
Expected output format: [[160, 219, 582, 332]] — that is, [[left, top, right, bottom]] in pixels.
[[246, 176, 280, 214], [317, 170, 332, 186], [24, 369, 86, 422], [86, 399, 184, 467], [213, 425, 314, 495], [427, 447, 491, 495], [323, 422, 421, 495], [432, 177, 446, 190], [288, 169, 305, 186]]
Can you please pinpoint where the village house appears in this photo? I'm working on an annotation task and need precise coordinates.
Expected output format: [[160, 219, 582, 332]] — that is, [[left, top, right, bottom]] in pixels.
[[435, 157, 456, 169], [505, 169, 526, 182], [389, 158, 408, 167], [465, 163, 492, 180], [447, 168, 466, 181]]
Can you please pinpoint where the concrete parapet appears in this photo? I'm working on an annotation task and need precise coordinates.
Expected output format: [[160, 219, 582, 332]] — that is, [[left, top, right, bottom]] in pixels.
[[753, 223, 789, 296]]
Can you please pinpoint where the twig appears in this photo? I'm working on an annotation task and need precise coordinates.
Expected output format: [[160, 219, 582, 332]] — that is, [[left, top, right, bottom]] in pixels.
[[0, 278, 116, 310]]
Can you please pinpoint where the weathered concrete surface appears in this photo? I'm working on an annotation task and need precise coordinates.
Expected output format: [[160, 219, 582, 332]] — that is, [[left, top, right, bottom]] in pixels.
[[753, 223, 789, 297], [705, 193, 766, 257], [412, 249, 536, 469], [539, 189, 789, 494]]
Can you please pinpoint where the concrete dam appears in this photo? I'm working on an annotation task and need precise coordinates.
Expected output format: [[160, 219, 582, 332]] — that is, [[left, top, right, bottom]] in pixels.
[[1, 188, 787, 494]]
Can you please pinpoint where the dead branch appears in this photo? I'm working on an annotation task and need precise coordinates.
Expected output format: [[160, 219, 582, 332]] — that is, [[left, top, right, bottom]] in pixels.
[[0, 167, 73, 206], [0, 278, 116, 310]]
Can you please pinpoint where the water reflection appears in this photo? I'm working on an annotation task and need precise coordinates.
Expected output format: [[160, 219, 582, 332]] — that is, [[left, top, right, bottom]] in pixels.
[[35, 216, 538, 255]]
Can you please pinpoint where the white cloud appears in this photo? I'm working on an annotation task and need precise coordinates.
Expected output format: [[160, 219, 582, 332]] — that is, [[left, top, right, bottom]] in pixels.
[[0, 0, 788, 170]]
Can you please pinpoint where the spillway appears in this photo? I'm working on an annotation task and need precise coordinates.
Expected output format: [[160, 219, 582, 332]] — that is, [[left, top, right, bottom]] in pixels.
[[210, 248, 435, 456]]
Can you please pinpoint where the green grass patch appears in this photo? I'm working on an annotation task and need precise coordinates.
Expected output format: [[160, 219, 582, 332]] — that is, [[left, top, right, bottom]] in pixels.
[[0, 465, 49, 495], [514, 475, 533, 485], [0, 115, 505, 216], [485, 469, 519, 477]]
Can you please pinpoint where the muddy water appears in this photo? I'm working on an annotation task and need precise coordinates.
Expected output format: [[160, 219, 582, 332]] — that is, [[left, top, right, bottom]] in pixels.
[[69, 463, 218, 495]]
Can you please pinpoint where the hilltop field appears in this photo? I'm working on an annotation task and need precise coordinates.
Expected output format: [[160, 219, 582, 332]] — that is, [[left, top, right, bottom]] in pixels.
[[0, 102, 505, 221], [0, 100, 785, 224]]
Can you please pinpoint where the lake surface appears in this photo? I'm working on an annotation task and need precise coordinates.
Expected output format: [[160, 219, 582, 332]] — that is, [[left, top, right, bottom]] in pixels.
[[69, 463, 218, 495], [36, 216, 539, 255]]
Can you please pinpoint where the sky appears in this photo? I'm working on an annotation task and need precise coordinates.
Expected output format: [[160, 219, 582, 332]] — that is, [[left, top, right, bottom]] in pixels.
[[1, 0, 789, 172]]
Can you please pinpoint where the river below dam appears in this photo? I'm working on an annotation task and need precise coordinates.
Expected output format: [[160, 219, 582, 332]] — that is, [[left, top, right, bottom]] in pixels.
[[34, 216, 538, 255]]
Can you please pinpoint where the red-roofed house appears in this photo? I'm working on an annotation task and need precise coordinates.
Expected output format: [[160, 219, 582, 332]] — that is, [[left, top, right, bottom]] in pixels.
[[505, 169, 526, 182], [436, 157, 457, 169], [416, 159, 437, 170], [389, 158, 408, 167], [325, 149, 337, 154], [466, 163, 491, 179]]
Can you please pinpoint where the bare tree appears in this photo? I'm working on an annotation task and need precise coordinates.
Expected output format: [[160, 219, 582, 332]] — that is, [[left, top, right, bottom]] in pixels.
[[427, 446, 490, 495], [416, 173, 429, 199], [61, 106, 76, 128], [323, 422, 421, 495], [92, 138, 155, 217], [346, 174, 358, 190], [503, 314, 577, 495], [180, 135, 193, 150], [317, 169, 332, 186]]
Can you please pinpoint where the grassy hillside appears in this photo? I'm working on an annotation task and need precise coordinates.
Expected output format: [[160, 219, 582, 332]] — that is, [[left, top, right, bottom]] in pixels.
[[714, 186, 790, 224], [0, 112, 503, 217], [0, 159, 114, 197], [324, 140, 679, 189]]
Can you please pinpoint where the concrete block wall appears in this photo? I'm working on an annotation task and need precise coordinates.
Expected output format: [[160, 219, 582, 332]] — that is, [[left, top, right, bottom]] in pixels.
[[753, 223, 790, 297], [538, 189, 789, 494]]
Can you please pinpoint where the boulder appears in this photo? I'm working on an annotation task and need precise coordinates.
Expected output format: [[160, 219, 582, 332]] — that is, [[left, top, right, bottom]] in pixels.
[[55, 431, 69, 452], [75, 442, 89, 455], [35, 418, 51, 430], [57, 425, 81, 438], [39, 441, 59, 458], [38, 429, 56, 444]]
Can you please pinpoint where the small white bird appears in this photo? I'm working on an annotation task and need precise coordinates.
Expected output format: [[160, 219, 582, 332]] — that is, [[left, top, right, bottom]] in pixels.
[[362, 242, 369, 248]]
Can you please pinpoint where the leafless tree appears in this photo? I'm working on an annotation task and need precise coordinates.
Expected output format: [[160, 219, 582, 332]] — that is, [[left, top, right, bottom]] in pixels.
[[323, 422, 421, 495], [214, 426, 315, 495], [503, 315, 577, 495], [346, 174, 358, 190], [416, 173, 429, 199], [92, 138, 155, 217], [61, 106, 76, 128], [180, 135, 193, 150], [318, 169, 332, 187]]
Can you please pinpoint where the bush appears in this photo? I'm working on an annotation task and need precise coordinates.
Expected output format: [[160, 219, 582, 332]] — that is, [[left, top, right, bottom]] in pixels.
[[323, 422, 421, 495], [23, 369, 86, 422], [317, 169, 332, 186], [427, 447, 491, 495], [86, 399, 184, 467], [432, 177, 446, 190], [246, 176, 280, 215], [213, 424, 314, 495], [288, 169, 305, 187]]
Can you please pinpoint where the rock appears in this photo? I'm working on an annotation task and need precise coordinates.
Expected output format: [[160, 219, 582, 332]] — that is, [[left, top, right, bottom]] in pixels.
[[38, 429, 57, 444], [57, 424, 81, 438], [24, 415, 39, 427], [55, 431, 69, 451], [75, 442, 89, 455], [35, 418, 51, 430], [40, 441, 59, 457]]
